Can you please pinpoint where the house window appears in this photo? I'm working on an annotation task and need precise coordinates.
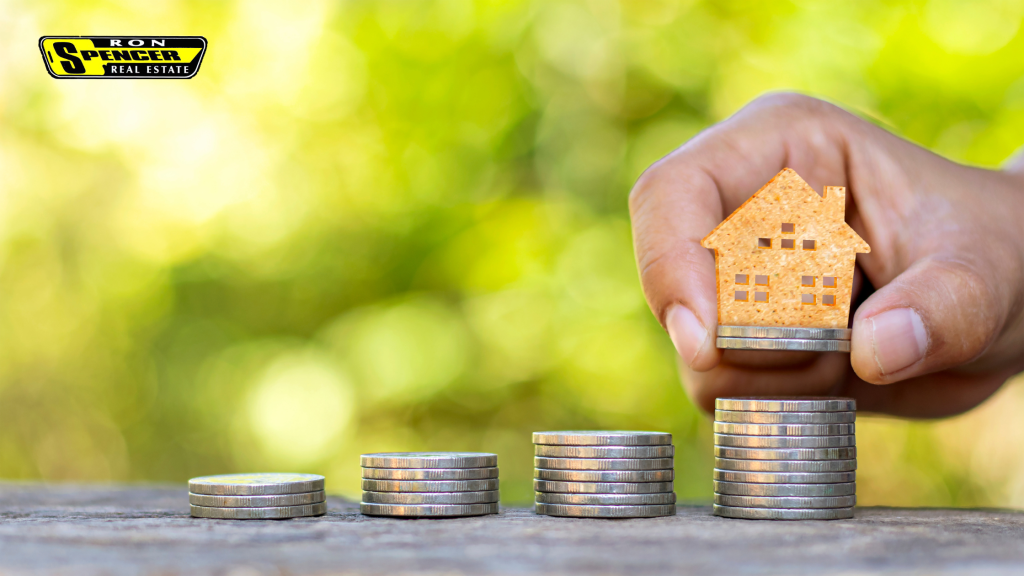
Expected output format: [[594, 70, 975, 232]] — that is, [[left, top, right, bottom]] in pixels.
[[781, 223, 795, 233], [823, 276, 836, 288], [758, 238, 771, 249], [803, 239, 816, 250], [735, 274, 748, 285], [822, 294, 836, 306], [734, 291, 748, 302], [754, 291, 768, 303], [755, 275, 769, 286], [802, 293, 815, 305], [781, 239, 795, 249], [801, 275, 815, 287]]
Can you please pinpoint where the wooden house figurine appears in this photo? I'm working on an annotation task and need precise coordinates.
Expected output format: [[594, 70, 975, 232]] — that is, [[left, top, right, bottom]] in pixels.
[[701, 168, 870, 330]]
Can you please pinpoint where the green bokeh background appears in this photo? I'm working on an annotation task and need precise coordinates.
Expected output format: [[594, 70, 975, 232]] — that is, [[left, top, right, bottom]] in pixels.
[[2, 0, 1024, 506]]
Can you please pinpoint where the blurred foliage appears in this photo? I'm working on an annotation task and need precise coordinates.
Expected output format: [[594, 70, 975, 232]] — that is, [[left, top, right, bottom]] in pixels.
[[1, 0, 1024, 506]]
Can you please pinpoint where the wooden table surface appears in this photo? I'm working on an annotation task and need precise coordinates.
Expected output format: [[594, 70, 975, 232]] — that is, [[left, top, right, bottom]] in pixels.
[[2, 483, 1024, 575]]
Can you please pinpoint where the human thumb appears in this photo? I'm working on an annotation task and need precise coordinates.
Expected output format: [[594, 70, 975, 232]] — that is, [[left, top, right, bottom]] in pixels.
[[850, 256, 1008, 384]]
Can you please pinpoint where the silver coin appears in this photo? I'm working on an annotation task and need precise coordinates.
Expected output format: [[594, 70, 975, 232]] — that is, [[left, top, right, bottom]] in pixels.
[[716, 326, 851, 340], [534, 480, 674, 494], [536, 469, 673, 483], [535, 503, 676, 518], [190, 502, 326, 519], [714, 480, 856, 497], [714, 446, 856, 461], [361, 467, 498, 481], [716, 337, 851, 352], [713, 422, 855, 436], [715, 458, 857, 473], [532, 431, 672, 446], [713, 504, 853, 520], [534, 457, 674, 471], [362, 478, 499, 493], [714, 494, 856, 509], [360, 502, 498, 517], [361, 490, 499, 505], [188, 473, 325, 496], [713, 469, 855, 484], [715, 410, 855, 424], [534, 445, 674, 459], [189, 491, 326, 508], [715, 434, 855, 449], [359, 452, 497, 469], [535, 492, 677, 505], [716, 397, 856, 412]]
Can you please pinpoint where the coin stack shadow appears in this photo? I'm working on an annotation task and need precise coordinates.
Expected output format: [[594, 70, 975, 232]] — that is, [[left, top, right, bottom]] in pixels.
[[712, 397, 857, 520], [532, 431, 677, 518], [716, 326, 852, 353], [189, 473, 327, 519], [360, 452, 500, 518]]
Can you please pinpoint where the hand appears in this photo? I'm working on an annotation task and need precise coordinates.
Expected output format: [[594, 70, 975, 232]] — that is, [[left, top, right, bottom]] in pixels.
[[629, 93, 1024, 418]]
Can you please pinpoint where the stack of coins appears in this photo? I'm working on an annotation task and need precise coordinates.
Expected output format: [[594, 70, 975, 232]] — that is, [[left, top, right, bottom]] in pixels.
[[189, 473, 327, 519], [712, 397, 856, 520], [360, 452, 500, 518], [716, 326, 851, 353], [532, 431, 676, 518]]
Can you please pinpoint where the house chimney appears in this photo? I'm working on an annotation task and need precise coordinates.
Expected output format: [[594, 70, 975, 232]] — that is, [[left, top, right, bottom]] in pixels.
[[823, 185, 847, 221]]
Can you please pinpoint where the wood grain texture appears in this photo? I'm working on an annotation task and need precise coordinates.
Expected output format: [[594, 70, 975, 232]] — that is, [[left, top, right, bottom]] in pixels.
[[702, 169, 870, 329], [3, 483, 1024, 575]]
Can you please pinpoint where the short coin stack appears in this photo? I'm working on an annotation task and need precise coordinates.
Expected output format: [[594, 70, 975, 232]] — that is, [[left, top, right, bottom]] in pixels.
[[360, 452, 500, 518], [189, 473, 327, 519], [533, 431, 676, 518], [716, 326, 851, 353], [712, 397, 856, 520]]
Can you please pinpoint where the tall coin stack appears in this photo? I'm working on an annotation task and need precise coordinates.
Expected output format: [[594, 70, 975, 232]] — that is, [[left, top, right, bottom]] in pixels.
[[533, 431, 676, 518], [712, 397, 856, 520], [360, 452, 500, 518], [189, 473, 327, 519]]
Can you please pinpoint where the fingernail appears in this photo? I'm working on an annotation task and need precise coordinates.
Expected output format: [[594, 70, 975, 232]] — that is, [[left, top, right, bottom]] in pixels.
[[869, 308, 928, 375], [666, 305, 710, 367]]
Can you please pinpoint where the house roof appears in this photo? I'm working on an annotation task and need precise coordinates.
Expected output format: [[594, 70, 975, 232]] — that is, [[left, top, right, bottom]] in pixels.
[[701, 168, 870, 253]]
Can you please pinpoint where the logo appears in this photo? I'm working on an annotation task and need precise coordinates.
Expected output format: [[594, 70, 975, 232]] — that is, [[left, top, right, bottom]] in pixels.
[[39, 36, 207, 79]]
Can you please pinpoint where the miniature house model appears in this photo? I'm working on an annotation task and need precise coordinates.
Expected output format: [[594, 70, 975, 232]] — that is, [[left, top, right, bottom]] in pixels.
[[701, 169, 870, 329]]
